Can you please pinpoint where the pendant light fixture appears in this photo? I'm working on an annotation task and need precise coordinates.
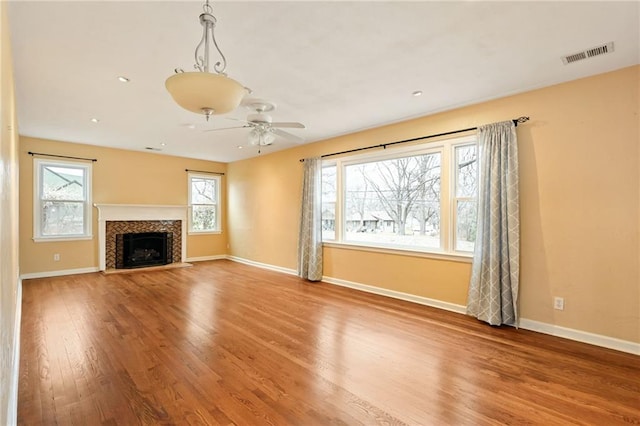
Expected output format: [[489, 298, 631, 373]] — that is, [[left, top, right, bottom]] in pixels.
[[165, 0, 245, 120]]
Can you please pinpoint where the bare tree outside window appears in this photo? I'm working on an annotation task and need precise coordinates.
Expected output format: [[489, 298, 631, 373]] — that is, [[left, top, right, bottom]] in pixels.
[[321, 135, 477, 255], [344, 164, 376, 233], [189, 175, 219, 232], [344, 153, 441, 248], [455, 145, 478, 251]]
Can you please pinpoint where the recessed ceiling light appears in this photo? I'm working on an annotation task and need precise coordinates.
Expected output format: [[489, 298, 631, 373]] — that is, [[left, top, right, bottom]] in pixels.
[[412, 90, 423, 97], [90, 118, 99, 123], [160, 142, 166, 146], [237, 145, 244, 149], [117, 76, 130, 83]]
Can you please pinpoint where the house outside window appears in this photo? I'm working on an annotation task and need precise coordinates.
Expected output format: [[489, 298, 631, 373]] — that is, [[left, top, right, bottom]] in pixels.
[[321, 135, 477, 257], [33, 158, 92, 241], [188, 173, 221, 233]]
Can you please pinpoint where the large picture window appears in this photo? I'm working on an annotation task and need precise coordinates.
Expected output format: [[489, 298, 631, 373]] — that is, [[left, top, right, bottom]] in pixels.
[[34, 158, 92, 240], [188, 173, 221, 233], [322, 135, 477, 256]]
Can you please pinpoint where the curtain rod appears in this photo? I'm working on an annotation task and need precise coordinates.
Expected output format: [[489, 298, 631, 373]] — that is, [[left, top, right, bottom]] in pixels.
[[28, 151, 98, 162], [185, 168, 225, 176], [299, 116, 529, 162]]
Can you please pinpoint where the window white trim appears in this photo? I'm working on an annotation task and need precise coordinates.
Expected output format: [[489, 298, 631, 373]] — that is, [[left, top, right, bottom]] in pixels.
[[33, 158, 92, 241], [33, 236, 94, 243], [322, 241, 473, 263], [188, 230, 223, 236], [187, 172, 221, 233], [322, 134, 477, 256]]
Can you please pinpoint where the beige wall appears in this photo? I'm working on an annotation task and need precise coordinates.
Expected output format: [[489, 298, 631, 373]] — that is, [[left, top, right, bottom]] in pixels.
[[0, 1, 21, 423], [19, 137, 228, 274], [228, 66, 640, 344]]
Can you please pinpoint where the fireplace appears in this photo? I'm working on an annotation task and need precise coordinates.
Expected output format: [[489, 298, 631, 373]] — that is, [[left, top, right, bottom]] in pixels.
[[95, 204, 187, 271], [116, 232, 173, 269], [105, 220, 181, 270]]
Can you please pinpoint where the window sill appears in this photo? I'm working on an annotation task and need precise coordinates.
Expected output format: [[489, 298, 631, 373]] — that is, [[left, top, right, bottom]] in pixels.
[[188, 230, 222, 236], [33, 235, 93, 243], [321, 241, 473, 263]]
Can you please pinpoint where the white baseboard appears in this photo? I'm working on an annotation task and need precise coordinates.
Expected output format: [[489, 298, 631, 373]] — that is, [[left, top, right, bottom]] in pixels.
[[185, 255, 227, 263], [8, 279, 22, 426], [226, 256, 465, 314], [19, 267, 100, 280], [20, 257, 228, 278], [227, 255, 297, 276], [321, 275, 467, 315], [518, 318, 639, 355], [227, 256, 639, 356]]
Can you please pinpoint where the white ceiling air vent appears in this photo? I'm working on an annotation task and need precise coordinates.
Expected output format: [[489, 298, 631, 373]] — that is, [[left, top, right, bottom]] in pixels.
[[562, 42, 614, 65]]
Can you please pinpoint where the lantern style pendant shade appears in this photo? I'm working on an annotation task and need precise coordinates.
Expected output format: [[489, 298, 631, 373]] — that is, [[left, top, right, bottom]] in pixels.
[[165, 72, 245, 116]]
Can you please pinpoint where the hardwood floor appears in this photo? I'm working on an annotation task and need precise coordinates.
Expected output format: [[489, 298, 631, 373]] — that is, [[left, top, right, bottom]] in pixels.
[[19, 260, 640, 425]]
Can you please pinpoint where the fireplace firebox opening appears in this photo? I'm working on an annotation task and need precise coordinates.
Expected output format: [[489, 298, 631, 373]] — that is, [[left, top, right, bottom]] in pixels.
[[116, 232, 173, 269]]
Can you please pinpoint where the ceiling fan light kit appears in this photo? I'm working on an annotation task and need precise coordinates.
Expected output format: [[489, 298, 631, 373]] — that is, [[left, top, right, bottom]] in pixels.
[[248, 128, 276, 146], [165, 0, 245, 120]]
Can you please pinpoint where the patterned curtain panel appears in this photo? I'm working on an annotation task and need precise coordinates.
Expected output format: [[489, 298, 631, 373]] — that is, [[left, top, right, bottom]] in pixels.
[[297, 157, 323, 281], [467, 121, 520, 326]]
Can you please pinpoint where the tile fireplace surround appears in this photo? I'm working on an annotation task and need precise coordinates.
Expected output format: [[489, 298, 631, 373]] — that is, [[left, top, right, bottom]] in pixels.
[[95, 204, 187, 271]]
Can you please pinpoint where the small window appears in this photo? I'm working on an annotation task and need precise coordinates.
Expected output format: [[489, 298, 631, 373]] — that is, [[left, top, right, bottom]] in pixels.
[[454, 144, 478, 252], [34, 158, 92, 240], [188, 173, 221, 233]]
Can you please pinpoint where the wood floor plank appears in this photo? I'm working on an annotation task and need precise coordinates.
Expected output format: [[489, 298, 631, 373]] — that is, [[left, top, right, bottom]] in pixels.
[[18, 259, 640, 425]]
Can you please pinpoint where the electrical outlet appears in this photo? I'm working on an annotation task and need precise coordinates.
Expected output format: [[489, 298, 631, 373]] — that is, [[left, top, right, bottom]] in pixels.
[[53, 253, 60, 261], [553, 296, 564, 311]]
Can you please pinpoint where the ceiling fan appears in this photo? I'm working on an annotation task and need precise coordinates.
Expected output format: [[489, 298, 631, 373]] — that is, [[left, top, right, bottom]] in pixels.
[[205, 98, 305, 147]]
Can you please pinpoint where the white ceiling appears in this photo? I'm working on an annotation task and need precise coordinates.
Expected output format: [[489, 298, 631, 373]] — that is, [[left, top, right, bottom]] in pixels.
[[8, 1, 640, 163]]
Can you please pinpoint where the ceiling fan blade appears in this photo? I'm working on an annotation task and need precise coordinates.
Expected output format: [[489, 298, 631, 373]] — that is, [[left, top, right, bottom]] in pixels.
[[272, 128, 305, 144], [202, 125, 250, 132], [271, 122, 306, 129], [224, 116, 250, 124]]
